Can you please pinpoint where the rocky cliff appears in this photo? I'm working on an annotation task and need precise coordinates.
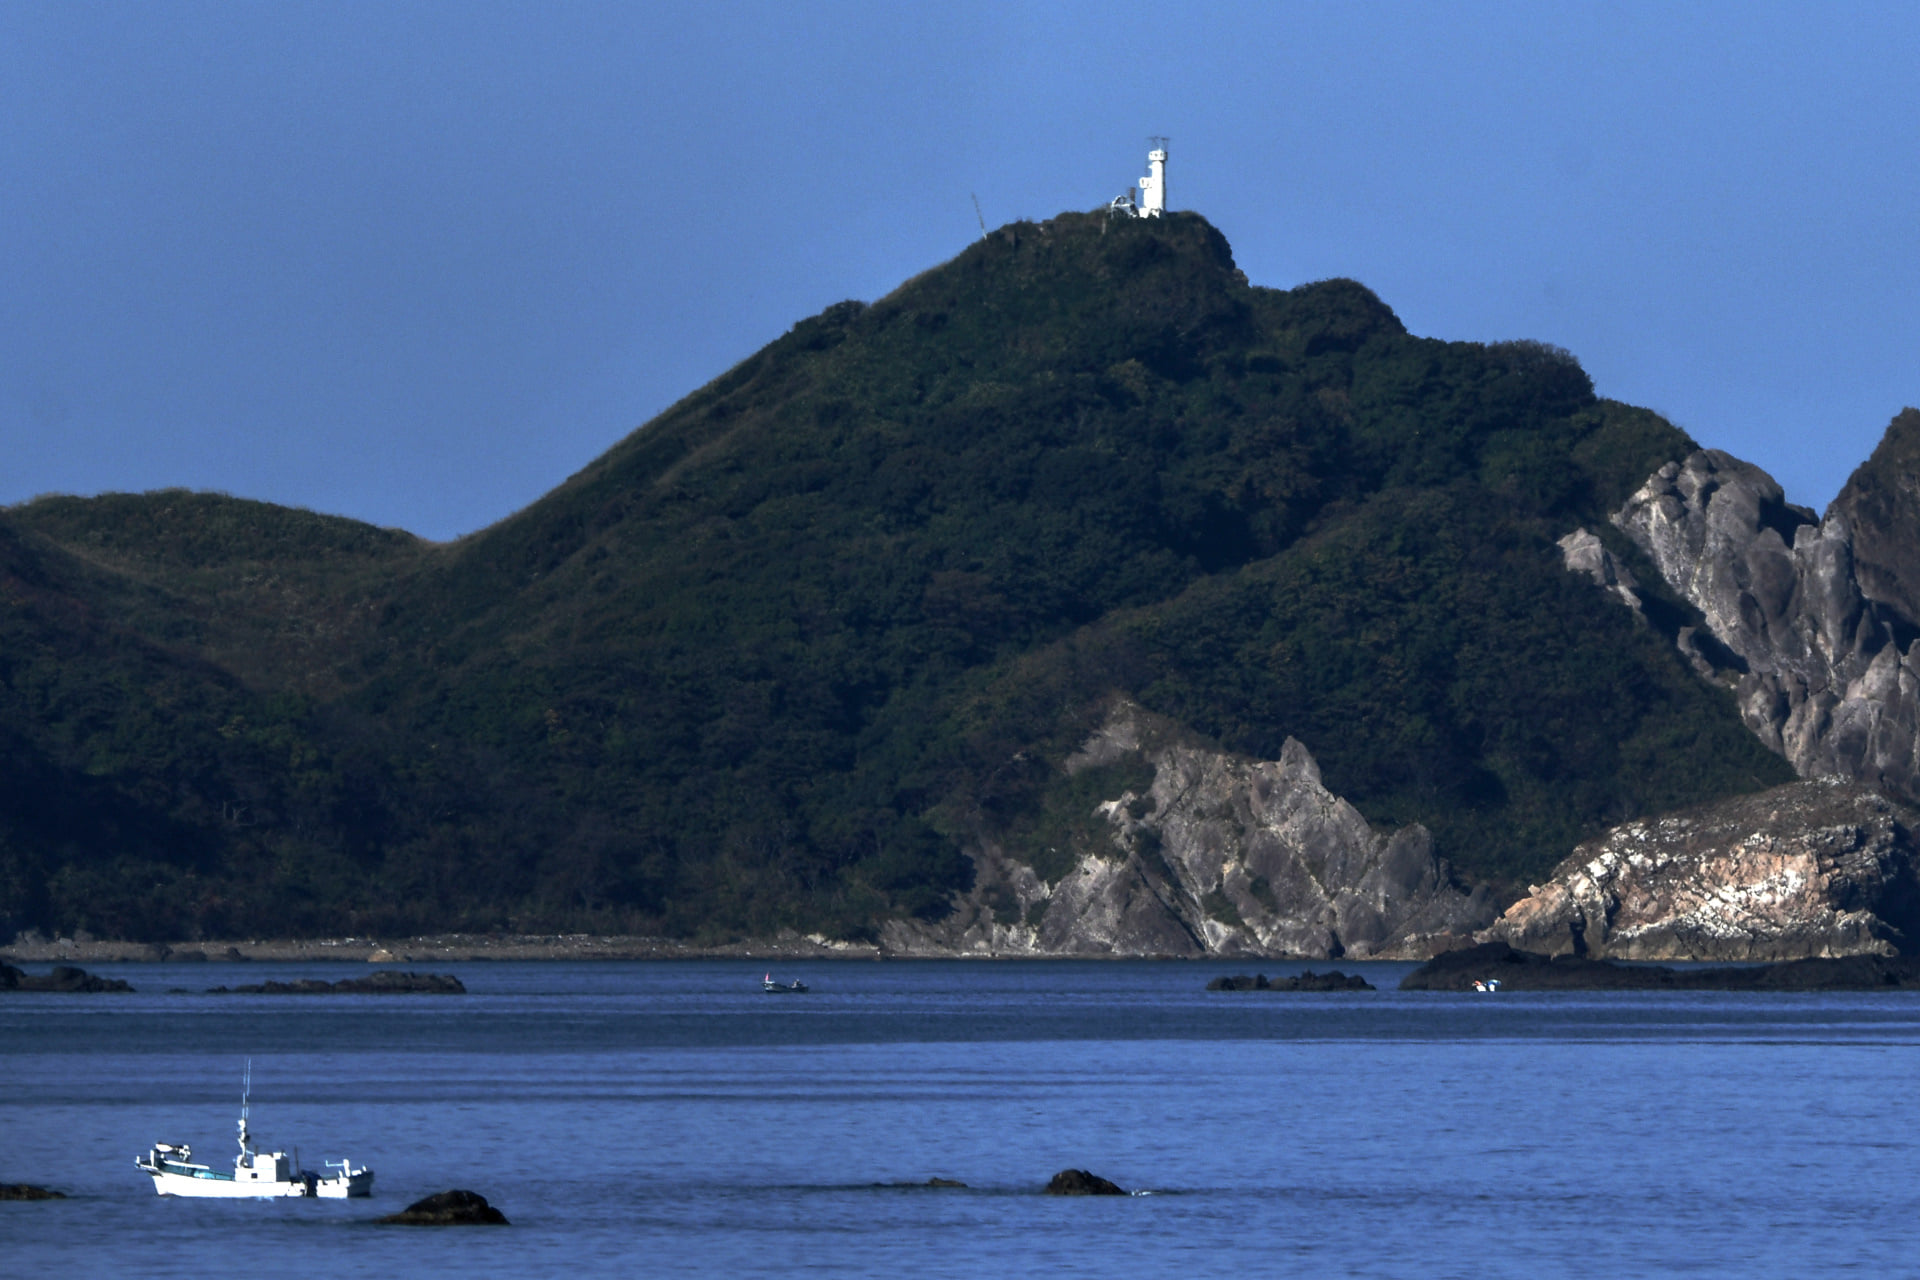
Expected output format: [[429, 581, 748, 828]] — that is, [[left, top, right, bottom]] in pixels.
[[885, 704, 1495, 958], [896, 413, 1920, 963], [1485, 777, 1920, 961], [1601, 430, 1920, 803], [1529, 415, 1920, 960], [1832, 408, 1920, 627]]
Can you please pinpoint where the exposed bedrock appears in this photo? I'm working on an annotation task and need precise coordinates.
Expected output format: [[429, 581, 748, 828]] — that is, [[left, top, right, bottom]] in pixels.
[[884, 703, 1495, 959], [1555, 528, 1643, 615], [1604, 433, 1920, 803], [1484, 777, 1920, 961]]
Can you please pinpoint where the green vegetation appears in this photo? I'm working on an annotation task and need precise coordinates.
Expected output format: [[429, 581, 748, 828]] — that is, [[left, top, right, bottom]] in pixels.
[[0, 211, 1793, 941]]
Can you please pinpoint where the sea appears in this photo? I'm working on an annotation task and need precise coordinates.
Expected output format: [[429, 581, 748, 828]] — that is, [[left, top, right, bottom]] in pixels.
[[3, 957, 1918, 1278]]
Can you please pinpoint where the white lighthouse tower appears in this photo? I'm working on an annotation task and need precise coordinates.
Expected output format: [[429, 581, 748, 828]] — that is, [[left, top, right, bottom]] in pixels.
[[1137, 137, 1168, 217]]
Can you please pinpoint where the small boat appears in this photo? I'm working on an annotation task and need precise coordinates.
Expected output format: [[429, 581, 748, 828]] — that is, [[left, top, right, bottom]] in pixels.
[[315, 1158, 374, 1198], [762, 973, 809, 993], [136, 1062, 373, 1198], [1472, 978, 1503, 992]]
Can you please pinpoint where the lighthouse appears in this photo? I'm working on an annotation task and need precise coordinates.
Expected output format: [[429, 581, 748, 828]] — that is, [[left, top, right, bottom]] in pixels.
[[1137, 138, 1168, 217], [1106, 138, 1172, 219]]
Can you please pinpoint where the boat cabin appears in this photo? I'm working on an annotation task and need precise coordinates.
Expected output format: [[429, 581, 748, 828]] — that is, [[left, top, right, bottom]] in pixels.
[[238, 1150, 292, 1182]]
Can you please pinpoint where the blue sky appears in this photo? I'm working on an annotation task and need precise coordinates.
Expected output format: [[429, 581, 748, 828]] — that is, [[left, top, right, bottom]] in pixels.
[[4, 2, 1916, 540]]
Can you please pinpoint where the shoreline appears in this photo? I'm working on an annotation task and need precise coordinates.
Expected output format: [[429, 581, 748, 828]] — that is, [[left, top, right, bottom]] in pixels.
[[0, 932, 890, 964], [0, 933, 1423, 964]]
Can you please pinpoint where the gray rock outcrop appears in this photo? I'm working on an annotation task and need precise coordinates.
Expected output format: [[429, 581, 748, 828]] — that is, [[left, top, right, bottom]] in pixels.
[[885, 703, 1495, 959], [1556, 528, 1642, 613], [1609, 445, 1920, 802], [1484, 777, 1920, 961]]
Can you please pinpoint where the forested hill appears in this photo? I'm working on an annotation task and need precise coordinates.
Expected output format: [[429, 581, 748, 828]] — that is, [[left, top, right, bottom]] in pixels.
[[0, 210, 1791, 943]]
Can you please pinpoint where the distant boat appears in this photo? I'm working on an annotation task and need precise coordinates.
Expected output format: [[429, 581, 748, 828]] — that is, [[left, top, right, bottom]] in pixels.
[[135, 1061, 372, 1198], [762, 973, 809, 993]]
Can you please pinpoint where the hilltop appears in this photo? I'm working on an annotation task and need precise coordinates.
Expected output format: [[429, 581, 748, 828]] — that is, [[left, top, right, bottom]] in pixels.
[[0, 210, 1796, 946]]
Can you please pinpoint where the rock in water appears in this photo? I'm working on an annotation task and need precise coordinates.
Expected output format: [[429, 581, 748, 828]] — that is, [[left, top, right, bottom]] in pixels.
[[1207, 971, 1374, 991], [0, 963, 133, 993], [0, 1184, 67, 1199], [1044, 1169, 1127, 1196], [208, 971, 465, 994], [1485, 778, 1920, 961], [1207, 974, 1267, 990], [376, 1189, 509, 1225], [336, 970, 465, 992]]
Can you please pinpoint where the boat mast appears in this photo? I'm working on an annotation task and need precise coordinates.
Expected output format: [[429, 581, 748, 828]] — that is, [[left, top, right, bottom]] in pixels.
[[237, 1059, 253, 1157]]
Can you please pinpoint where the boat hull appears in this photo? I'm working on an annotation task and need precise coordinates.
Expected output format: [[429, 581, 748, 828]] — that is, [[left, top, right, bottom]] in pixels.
[[139, 1150, 371, 1198], [146, 1168, 308, 1198]]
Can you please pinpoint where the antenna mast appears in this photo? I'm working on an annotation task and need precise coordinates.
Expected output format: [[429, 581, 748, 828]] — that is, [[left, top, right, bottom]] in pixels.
[[237, 1058, 254, 1155], [971, 193, 988, 241]]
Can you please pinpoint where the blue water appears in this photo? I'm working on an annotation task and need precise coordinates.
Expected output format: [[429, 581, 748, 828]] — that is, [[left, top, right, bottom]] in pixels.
[[4, 958, 1919, 1277]]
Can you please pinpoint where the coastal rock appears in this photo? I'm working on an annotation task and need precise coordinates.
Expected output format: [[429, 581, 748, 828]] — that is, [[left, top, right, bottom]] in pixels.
[[1044, 1169, 1127, 1196], [0, 1184, 67, 1200], [885, 703, 1495, 960], [207, 971, 465, 995], [1206, 970, 1374, 991], [0, 963, 133, 992], [1611, 443, 1920, 802], [376, 1189, 509, 1225], [1403, 940, 1920, 991], [1483, 778, 1920, 961]]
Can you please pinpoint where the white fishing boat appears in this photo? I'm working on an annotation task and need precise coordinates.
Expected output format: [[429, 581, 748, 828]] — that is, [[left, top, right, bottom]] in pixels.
[[135, 1063, 373, 1198]]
